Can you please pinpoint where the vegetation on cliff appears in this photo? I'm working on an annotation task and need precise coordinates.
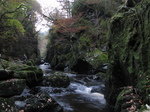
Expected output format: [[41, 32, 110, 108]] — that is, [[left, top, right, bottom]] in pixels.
[[106, 0, 150, 111], [45, 0, 123, 73]]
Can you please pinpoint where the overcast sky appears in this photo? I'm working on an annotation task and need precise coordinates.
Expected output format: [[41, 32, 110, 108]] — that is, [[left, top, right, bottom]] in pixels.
[[36, 0, 61, 32], [36, 0, 61, 9], [36, 0, 74, 32]]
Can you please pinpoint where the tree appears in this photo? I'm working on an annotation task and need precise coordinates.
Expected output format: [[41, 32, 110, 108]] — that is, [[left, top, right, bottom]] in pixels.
[[0, 0, 41, 59], [51, 13, 87, 41], [57, 0, 74, 18]]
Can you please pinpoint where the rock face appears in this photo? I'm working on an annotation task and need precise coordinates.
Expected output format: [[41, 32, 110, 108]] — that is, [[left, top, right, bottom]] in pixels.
[[106, 0, 150, 111]]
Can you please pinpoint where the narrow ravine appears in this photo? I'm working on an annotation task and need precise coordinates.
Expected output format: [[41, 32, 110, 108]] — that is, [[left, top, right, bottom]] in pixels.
[[39, 63, 112, 112]]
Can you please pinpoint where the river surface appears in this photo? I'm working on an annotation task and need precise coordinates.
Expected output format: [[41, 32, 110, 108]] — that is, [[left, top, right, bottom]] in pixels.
[[39, 63, 112, 112]]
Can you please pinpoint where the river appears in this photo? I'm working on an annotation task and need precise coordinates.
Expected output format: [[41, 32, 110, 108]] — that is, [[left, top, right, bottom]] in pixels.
[[39, 63, 113, 112]]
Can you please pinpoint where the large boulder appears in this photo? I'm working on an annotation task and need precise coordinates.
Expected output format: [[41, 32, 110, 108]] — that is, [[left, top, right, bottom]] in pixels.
[[42, 72, 70, 88], [11, 65, 43, 87], [0, 79, 26, 97], [0, 59, 43, 88]]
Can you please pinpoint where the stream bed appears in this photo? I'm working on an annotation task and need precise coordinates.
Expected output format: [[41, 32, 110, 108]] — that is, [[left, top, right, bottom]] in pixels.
[[39, 63, 112, 112]]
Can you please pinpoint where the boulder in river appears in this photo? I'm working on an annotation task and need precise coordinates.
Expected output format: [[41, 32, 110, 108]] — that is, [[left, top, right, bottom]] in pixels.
[[42, 72, 70, 88]]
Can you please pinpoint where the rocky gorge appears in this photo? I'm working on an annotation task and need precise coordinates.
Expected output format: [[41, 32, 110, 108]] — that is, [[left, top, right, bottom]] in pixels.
[[0, 0, 150, 112]]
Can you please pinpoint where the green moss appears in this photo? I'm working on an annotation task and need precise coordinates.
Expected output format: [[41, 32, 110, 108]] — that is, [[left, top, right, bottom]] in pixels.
[[26, 59, 35, 66], [139, 105, 148, 112], [0, 59, 9, 69], [78, 33, 91, 51], [45, 72, 70, 87], [106, 0, 150, 110], [85, 49, 108, 69]]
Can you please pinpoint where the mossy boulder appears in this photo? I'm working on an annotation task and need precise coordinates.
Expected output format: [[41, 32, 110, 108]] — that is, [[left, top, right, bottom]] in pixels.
[[85, 49, 108, 71], [26, 59, 35, 66], [0, 59, 43, 88], [42, 72, 70, 88], [13, 67, 43, 87], [106, 0, 150, 110], [0, 79, 26, 97]]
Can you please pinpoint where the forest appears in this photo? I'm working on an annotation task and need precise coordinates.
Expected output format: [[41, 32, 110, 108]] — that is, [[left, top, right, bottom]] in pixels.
[[0, 0, 150, 112]]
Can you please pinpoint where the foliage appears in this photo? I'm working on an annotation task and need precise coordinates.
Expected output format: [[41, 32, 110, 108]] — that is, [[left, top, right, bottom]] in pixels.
[[0, 19, 25, 39], [52, 13, 87, 39], [0, 0, 41, 59], [46, 0, 122, 71]]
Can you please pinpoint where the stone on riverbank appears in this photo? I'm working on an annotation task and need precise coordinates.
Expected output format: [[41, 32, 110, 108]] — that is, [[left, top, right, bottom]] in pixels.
[[0, 79, 26, 97], [0, 92, 63, 112], [9, 64, 43, 87]]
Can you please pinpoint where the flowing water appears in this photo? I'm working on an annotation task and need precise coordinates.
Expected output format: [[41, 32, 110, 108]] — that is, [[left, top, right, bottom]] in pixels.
[[39, 63, 112, 112]]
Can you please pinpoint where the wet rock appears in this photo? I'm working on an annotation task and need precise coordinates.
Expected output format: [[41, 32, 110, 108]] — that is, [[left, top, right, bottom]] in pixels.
[[0, 79, 26, 97], [0, 93, 63, 112], [41, 72, 70, 88], [88, 72, 106, 81], [23, 92, 63, 112], [15, 101, 26, 110], [91, 85, 105, 94]]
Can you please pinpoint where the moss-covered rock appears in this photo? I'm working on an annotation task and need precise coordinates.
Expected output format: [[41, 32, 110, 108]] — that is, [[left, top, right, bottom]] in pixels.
[[0, 59, 43, 87], [106, 0, 150, 110], [85, 49, 108, 71], [42, 72, 70, 88], [13, 71, 38, 87], [12, 67, 43, 87], [0, 59, 10, 70], [0, 79, 26, 97]]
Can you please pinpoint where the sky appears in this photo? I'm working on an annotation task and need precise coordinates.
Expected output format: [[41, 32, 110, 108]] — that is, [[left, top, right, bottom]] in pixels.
[[36, 0, 61, 9], [36, 0, 61, 32]]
